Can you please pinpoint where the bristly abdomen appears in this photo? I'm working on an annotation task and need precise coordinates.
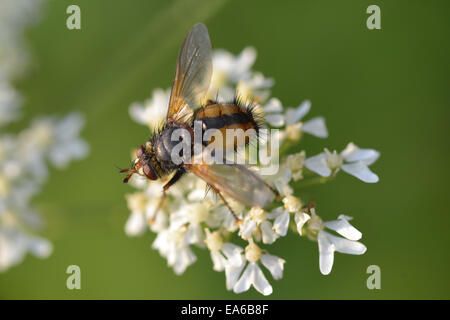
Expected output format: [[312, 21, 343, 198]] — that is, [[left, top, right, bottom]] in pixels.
[[194, 96, 263, 150]]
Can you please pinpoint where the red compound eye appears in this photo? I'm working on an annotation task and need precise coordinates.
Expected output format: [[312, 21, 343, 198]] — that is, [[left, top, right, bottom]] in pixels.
[[143, 164, 157, 180]]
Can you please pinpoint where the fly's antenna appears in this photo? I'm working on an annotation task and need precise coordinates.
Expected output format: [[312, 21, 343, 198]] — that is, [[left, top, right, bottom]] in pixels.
[[118, 162, 140, 183]]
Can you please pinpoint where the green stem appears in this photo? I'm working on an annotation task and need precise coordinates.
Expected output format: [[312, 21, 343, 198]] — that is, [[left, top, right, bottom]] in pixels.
[[294, 176, 329, 188]]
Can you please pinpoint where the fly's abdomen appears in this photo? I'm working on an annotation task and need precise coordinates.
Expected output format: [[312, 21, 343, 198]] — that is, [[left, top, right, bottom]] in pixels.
[[194, 102, 262, 151]]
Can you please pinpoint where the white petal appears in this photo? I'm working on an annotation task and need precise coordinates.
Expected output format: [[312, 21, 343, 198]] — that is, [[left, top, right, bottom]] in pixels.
[[252, 263, 273, 296], [318, 231, 334, 275], [125, 211, 146, 236], [221, 208, 241, 232], [265, 114, 285, 127], [173, 246, 196, 275], [294, 212, 311, 235], [0, 232, 26, 271], [273, 211, 290, 236], [211, 251, 227, 271], [235, 47, 257, 75], [341, 143, 380, 165], [302, 117, 328, 138], [341, 162, 379, 183], [260, 221, 278, 244], [266, 206, 284, 220], [222, 243, 244, 267], [233, 263, 253, 294], [49, 139, 89, 168], [272, 167, 292, 194], [263, 98, 283, 113], [326, 232, 367, 255], [152, 230, 169, 255], [187, 188, 206, 201], [128, 103, 148, 124], [216, 86, 235, 101], [305, 153, 332, 177], [239, 219, 257, 240], [57, 112, 84, 138], [185, 224, 204, 245], [337, 214, 353, 221], [260, 254, 285, 280], [247, 72, 274, 89], [324, 218, 362, 241], [170, 208, 188, 229], [285, 100, 311, 125], [225, 262, 245, 291], [28, 236, 53, 259], [150, 211, 168, 233], [212, 50, 234, 71]]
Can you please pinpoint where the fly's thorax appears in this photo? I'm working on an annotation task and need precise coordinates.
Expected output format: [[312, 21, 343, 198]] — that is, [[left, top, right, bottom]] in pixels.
[[152, 124, 193, 171]]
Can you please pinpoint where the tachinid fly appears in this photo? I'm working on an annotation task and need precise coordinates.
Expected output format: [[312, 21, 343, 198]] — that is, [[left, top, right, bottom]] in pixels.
[[120, 23, 276, 217]]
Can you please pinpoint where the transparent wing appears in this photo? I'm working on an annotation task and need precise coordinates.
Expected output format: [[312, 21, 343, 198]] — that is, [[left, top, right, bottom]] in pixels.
[[184, 162, 275, 208], [167, 23, 212, 122]]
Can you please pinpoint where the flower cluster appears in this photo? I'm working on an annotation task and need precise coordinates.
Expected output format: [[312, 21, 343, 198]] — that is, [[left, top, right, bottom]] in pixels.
[[125, 47, 379, 295], [0, 0, 89, 272]]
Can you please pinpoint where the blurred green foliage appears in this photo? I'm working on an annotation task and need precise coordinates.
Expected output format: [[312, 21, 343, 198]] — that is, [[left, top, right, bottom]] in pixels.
[[1, 0, 449, 299]]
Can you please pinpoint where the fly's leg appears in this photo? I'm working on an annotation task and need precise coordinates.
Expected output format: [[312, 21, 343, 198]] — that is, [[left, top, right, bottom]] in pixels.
[[266, 181, 282, 201], [209, 184, 241, 224], [148, 169, 185, 224]]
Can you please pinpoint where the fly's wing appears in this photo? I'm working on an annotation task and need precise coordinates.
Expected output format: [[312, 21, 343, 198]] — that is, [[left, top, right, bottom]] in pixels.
[[167, 23, 212, 123], [184, 162, 275, 208]]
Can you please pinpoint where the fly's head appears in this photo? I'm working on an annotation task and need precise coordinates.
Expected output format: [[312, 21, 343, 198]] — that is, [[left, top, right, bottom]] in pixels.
[[120, 142, 157, 183]]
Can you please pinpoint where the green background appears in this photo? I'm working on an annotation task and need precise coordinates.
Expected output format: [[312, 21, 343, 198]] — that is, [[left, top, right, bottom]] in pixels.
[[1, 0, 449, 299]]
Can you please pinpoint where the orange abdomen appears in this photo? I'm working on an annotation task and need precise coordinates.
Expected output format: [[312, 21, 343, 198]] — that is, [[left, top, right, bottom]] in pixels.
[[194, 102, 261, 151]]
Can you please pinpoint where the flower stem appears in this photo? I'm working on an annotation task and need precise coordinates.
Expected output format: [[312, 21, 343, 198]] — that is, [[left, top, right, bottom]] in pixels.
[[294, 176, 329, 188]]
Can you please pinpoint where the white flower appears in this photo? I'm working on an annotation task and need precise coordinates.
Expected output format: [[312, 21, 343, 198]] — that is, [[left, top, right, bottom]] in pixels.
[[211, 47, 257, 86], [124, 178, 173, 236], [210, 199, 244, 232], [239, 207, 279, 244], [263, 99, 328, 140], [171, 202, 209, 245], [261, 98, 284, 127], [263, 164, 293, 197], [121, 42, 378, 295], [0, 113, 87, 273], [152, 225, 197, 275], [230, 240, 285, 296], [0, 79, 21, 126], [124, 192, 149, 236], [0, 0, 45, 78], [47, 112, 89, 168], [210, 47, 273, 102], [236, 72, 273, 102], [129, 88, 170, 129], [305, 142, 380, 183], [261, 160, 304, 239], [273, 194, 303, 237], [284, 100, 328, 140], [0, 226, 52, 272], [20, 112, 89, 177], [0, 0, 89, 273], [204, 228, 243, 272], [286, 151, 306, 181], [294, 212, 310, 236], [307, 210, 367, 275]]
